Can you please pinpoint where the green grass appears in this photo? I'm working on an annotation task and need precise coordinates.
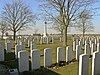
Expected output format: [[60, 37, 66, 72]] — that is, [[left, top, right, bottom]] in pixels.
[[0, 38, 93, 75]]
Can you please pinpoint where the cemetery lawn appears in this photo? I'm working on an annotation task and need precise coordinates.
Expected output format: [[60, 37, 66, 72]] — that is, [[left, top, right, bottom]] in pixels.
[[0, 38, 92, 75]]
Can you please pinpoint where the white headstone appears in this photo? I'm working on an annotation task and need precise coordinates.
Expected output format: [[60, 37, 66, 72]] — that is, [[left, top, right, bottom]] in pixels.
[[6, 42, 12, 53], [44, 48, 52, 67], [73, 41, 76, 51], [79, 41, 82, 47], [66, 46, 73, 62], [80, 38, 83, 46], [97, 43, 100, 52], [95, 38, 97, 45], [82, 38, 85, 45], [60, 37, 63, 42], [18, 51, 29, 72], [31, 49, 40, 70], [28, 40, 30, 47], [91, 43, 96, 54], [79, 54, 89, 75], [33, 38, 36, 44], [46, 37, 49, 44], [76, 39, 79, 45], [85, 40, 88, 45], [10, 40, 13, 48], [30, 43, 36, 51], [91, 38, 95, 43], [40, 37, 43, 44], [0, 42, 4, 61], [30, 43, 36, 57], [15, 45, 23, 58], [76, 45, 81, 61], [90, 40, 93, 48], [92, 51, 100, 75], [97, 37, 100, 43], [51, 37, 54, 43], [24, 38, 27, 45], [57, 47, 64, 63], [20, 42, 25, 50], [84, 44, 90, 55]]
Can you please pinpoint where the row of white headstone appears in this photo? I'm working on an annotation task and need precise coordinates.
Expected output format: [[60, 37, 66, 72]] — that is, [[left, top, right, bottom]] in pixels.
[[79, 51, 100, 75], [16, 36, 54, 48], [73, 37, 100, 50], [18, 42, 99, 75], [18, 46, 73, 72], [1, 36, 68, 60], [17, 36, 54, 46], [73, 37, 100, 60], [1, 36, 100, 74], [6, 39, 32, 53], [75, 42, 100, 58], [1, 38, 100, 64], [73, 36, 100, 44], [0, 39, 37, 61], [15, 41, 36, 58], [74, 37, 100, 75]]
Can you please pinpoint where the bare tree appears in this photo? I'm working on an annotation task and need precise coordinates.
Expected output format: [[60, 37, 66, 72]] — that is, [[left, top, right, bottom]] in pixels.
[[51, 16, 71, 36], [51, 16, 63, 36], [0, 20, 8, 39], [38, 0, 97, 46], [76, 10, 94, 37], [1, 0, 36, 40]]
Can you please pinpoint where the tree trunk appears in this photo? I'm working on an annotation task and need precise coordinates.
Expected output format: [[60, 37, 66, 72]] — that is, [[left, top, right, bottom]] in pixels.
[[83, 30, 85, 38], [13, 30, 16, 41], [61, 30, 63, 37], [63, 26, 67, 46], [82, 23, 85, 38], [1, 31, 4, 40]]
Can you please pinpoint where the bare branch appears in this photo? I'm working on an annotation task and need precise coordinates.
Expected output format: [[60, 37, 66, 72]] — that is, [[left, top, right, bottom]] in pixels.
[[1, 0, 37, 40]]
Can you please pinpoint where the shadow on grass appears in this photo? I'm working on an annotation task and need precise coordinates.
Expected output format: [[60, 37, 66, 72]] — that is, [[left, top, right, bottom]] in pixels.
[[0, 59, 18, 69], [0, 51, 18, 69], [5, 52, 15, 61], [20, 67, 60, 75]]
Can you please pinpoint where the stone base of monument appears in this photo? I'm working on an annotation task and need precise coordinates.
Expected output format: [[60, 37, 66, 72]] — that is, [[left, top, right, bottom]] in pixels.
[[40, 36, 54, 44], [3, 36, 9, 40]]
